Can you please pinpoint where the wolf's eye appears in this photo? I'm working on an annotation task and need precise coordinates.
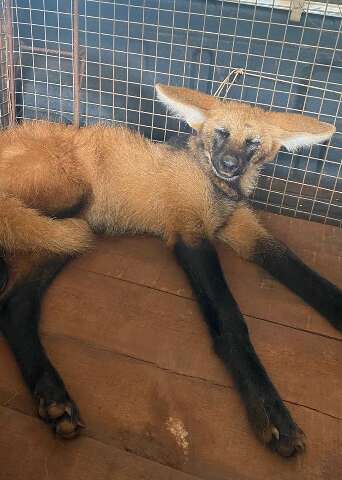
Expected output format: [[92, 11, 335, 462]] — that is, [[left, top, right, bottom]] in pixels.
[[214, 128, 230, 139], [245, 137, 261, 150]]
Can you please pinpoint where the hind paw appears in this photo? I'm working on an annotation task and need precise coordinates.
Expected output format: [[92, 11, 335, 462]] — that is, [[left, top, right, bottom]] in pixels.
[[34, 371, 84, 439], [260, 420, 306, 457], [249, 396, 306, 457], [38, 397, 85, 439]]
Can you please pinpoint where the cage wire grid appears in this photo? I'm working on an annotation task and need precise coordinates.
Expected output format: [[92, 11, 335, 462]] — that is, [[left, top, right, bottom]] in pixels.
[[0, 1, 6, 127], [0, 0, 14, 128], [1, 0, 341, 226]]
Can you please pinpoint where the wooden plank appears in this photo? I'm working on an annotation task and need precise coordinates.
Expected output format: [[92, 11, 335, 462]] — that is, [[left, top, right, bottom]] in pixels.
[[0, 335, 341, 480], [41, 267, 342, 419], [0, 406, 201, 480], [0, 212, 340, 479], [70, 212, 342, 339], [259, 212, 341, 260]]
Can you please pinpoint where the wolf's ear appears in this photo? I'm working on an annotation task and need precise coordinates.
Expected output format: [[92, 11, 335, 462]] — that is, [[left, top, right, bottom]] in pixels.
[[266, 111, 336, 151], [155, 84, 219, 130]]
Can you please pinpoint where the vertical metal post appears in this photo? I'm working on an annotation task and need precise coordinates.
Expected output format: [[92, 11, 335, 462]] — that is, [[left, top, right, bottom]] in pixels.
[[72, 0, 80, 127], [5, 0, 15, 126]]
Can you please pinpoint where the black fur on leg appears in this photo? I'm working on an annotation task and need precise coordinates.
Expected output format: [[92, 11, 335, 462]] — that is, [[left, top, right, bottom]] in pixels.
[[0, 257, 84, 438], [253, 239, 342, 331], [0, 258, 8, 294], [174, 238, 305, 457]]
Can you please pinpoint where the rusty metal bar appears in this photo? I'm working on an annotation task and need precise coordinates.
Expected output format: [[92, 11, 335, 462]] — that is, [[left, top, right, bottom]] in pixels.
[[19, 43, 86, 77], [20, 44, 85, 58], [72, 0, 80, 128], [20, 44, 73, 58], [4, 0, 15, 126], [20, 43, 85, 66]]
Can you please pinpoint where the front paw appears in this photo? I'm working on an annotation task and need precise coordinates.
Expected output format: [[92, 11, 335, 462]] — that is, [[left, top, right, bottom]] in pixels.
[[247, 395, 305, 457]]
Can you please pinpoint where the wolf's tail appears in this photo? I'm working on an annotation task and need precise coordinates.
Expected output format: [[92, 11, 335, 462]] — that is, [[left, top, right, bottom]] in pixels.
[[0, 193, 93, 255]]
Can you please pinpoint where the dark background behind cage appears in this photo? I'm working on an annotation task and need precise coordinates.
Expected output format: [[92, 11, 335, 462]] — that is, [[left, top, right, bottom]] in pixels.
[[8, 0, 342, 226]]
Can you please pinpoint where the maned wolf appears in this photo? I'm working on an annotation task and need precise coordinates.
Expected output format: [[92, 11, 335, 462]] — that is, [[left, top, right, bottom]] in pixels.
[[0, 84, 340, 457]]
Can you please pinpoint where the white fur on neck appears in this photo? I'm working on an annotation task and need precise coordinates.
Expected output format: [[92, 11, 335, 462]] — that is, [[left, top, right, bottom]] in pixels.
[[156, 85, 206, 127]]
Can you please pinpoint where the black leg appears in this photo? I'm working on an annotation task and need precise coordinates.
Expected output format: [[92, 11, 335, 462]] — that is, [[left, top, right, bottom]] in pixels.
[[253, 239, 342, 331], [0, 257, 83, 438], [0, 258, 8, 294], [174, 238, 305, 457]]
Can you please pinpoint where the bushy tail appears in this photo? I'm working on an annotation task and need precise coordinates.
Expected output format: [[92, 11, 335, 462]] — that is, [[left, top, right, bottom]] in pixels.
[[0, 193, 93, 255]]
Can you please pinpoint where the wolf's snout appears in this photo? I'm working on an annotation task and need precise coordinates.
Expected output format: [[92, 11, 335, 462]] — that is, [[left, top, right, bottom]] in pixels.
[[219, 156, 240, 176]]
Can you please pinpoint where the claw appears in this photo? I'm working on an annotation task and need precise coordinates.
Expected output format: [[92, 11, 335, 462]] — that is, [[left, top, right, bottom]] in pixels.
[[295, 442, 305, 453], [38, 398, 47, 419], [271, 426, 280, 440], [65, 404, 73, 417], [294, 433, 306, 453], [261, 427, 272, 443], [77, 418, 86, 429]]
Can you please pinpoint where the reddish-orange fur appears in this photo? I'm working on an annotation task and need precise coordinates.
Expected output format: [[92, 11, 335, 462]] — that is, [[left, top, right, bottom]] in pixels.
[[0, 85, 335, 290], [0, 84, 338, 451]]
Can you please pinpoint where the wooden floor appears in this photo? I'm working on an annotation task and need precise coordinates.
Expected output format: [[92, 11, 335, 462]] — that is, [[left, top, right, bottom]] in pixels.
[[0, 212, 341, 480]]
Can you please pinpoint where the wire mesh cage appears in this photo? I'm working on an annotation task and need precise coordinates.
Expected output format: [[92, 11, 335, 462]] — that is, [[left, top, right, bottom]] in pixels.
[[0, 0, 11, 127], [2, 0, 342, 226], [0, 1, 6, 126]]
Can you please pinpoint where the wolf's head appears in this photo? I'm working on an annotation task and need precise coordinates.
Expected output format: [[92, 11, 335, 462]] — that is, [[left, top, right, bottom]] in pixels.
[[156, 84, 335, 192]]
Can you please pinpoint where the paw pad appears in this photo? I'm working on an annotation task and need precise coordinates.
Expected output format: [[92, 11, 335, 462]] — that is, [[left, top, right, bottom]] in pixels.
[[38, 398, 85, 439]]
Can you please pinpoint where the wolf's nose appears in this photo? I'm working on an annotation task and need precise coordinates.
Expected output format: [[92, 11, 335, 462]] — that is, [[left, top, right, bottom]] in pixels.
[[221, 156, 239, 174], [222, 156, 238, 169]]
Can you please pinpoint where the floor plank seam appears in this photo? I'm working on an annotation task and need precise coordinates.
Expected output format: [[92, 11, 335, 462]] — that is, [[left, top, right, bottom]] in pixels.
[[35, 330, 342, 422], [71, 264, 342, 343]]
